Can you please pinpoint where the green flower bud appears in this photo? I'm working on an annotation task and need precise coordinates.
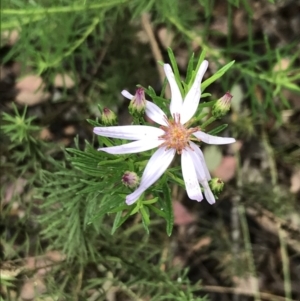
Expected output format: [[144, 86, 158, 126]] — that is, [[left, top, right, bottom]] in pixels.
[[209, 178, 224, 195], [101, 108, 117, 125], [129, 88, 147, 116], [212, 92, 233, 119], [122, 171, 139, 188]]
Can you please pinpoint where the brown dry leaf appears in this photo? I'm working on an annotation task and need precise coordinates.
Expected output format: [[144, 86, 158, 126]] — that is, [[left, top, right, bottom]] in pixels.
[[282, 89, 300, 109], [212, 156, 236, 182], [232, 275, 260, 293], [0, 261, 25, 278], [211, 17, 228, 35], [54, 73, 75, 88], [192, 237, 212, 252], [273, 58, 290, 72], [1, 29, 20, 46], [39, 128, 53, 141], [4, 178, 27, 204], [46, 250, 66, 262], [290, 168, 300, 193], [172, 255, 186, 269], [0, 66, 11, 81], [233, 10, 248, 38], [136, 30, 149, 44], [228, 140, 242, 154], [157, 27, 174, 49], [8, 201, 26, 218], [20, 277, 47, 300], [173, 201, 196, 225], [25, 252, 65, 276], [58, 138, 72, 146], [281, 109, 293, 124], [12, 62, 22, 77], [16, 75, 50, 106], [63, 125, 76, 135], [25, 257, 51, 276]]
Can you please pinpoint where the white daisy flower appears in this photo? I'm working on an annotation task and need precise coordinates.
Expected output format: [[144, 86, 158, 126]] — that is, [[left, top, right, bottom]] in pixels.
[[93, 60, 236, 205]]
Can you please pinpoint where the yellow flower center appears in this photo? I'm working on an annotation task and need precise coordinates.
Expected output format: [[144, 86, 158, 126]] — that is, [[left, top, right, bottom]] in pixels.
[[159, 114, 199, 154]]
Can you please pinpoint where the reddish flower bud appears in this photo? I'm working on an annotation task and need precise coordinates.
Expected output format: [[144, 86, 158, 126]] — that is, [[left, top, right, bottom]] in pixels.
[[129, 88, 147, 116], [101, 108, 117, 125], [212, 92, 233, 119], [122, 171, 139, 188], [209, 178, 224, 195]]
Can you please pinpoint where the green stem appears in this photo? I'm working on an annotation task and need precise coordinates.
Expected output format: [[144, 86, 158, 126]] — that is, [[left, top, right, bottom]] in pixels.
[[2, 0, 131, 15], [47, 18, 100, 70], [167, 16, 221, 59], [201, 116, 216, 129]]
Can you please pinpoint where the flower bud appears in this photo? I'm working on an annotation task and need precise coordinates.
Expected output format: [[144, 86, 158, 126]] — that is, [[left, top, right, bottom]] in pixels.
[[122, 171, 139, 188], [209, 178, 224, 195], [101, 108, 117, 125], [212, 92, 233, 119], [129, 88, 147, 116]]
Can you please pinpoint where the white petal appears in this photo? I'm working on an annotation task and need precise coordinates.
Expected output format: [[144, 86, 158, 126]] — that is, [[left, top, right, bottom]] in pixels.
[[181, 150, 203, 202], [125, 186, 147, 206], [98, 139, 161, 154], [164, 64, 183, 116], [181, 60, 209, 124], [94, 125, 164, 140], [189, 141, 211, 180], [145, 101, 168, 126], [186, 145, 209, 182], [121, 90, 133, 100], [193, 131, 236, 145], [126, 147, 176, 205], [200, 180, 215, 205]]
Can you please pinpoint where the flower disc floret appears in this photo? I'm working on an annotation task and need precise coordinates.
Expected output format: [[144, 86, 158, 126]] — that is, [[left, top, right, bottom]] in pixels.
[[159, 114, 198, 154]]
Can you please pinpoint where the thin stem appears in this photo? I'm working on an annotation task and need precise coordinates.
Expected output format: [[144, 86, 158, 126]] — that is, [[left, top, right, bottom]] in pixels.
[[42, 17, 100, 72], [2, 0, 131, 15], [278, 226, 292, 301], [167, 16, 221, 59], [238, 204, 261, 301], [201, 116, 216, 129]]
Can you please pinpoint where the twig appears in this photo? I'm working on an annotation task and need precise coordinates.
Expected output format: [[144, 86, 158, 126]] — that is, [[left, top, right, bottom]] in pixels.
[[238, 204, 261, 301], [246, 206, 300, 254], [278, 226, 292, 301], [74, 266, 83, 301], [231, 139, 242, 301], [141, 13, 170, 99], [201, 285, 298, 301]]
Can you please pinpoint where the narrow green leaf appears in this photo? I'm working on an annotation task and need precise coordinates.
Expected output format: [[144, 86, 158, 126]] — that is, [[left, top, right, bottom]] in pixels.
[[111, 211, 123, 235], [89, 195, 124, 222], [160, 77, 168, 98], [140, 206, 150, 234], [111, 206, 136, 234], [167, 47, 184, 96], [148, 204, 166, 218], [185, 52, 195, 84], [207, 124, 228, 135], [140, 206, 150, 226], [202, 60, 235, 90], [162, 182, 174, 236], [86, 119, 101, 126]]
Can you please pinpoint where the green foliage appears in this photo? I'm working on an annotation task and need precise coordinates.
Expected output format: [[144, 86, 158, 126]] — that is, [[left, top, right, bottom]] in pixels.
[[2, 104, 40, 143], [2, 0, 299, 299], [1, 107, 208, 300], [3, 0, 298, 114]]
